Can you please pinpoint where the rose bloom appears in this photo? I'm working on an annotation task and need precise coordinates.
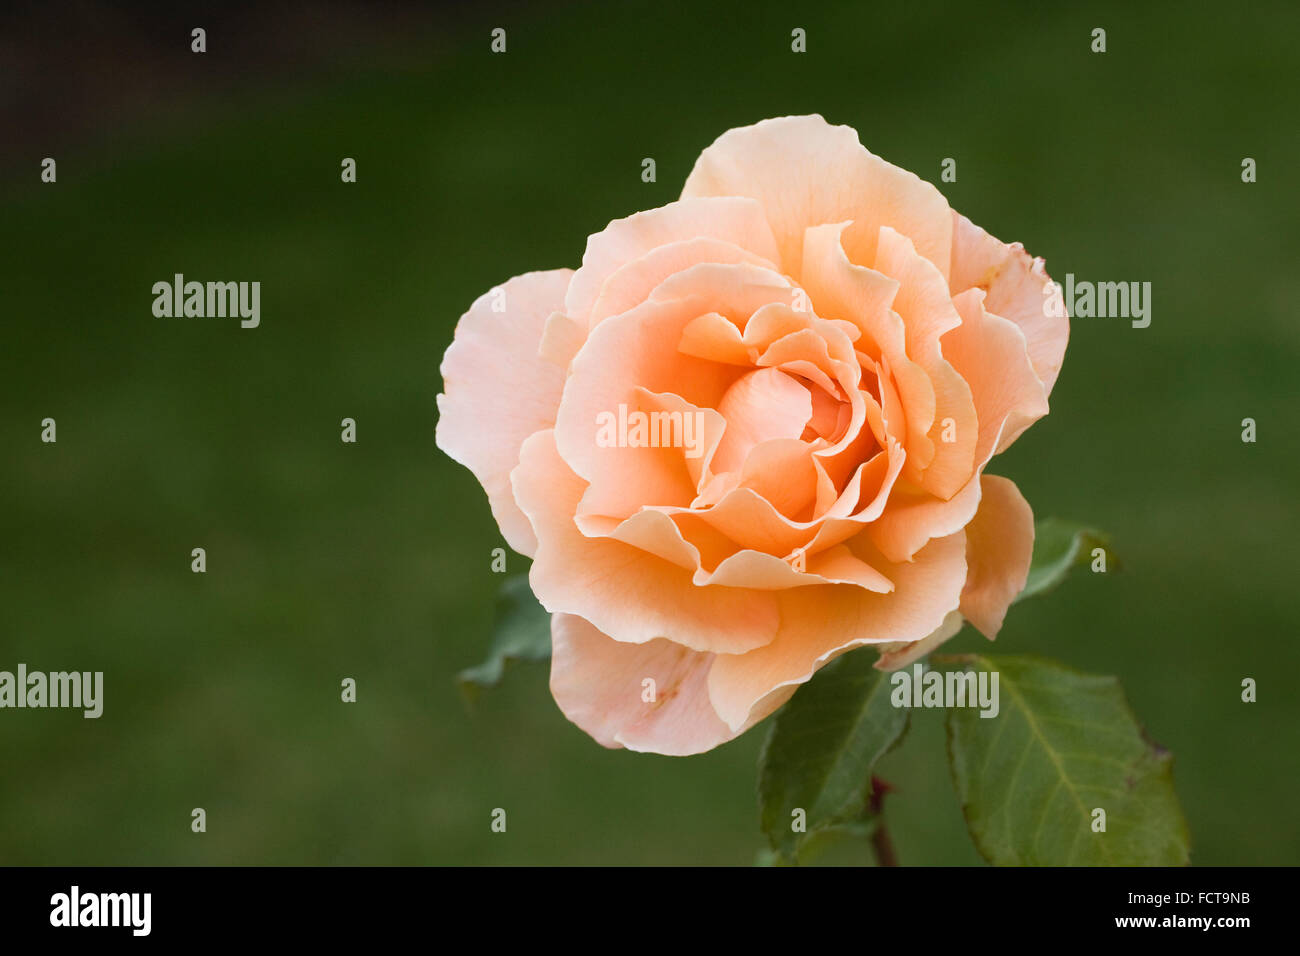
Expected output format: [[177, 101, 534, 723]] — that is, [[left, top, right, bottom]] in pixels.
[[437, 115, 1067, 755]]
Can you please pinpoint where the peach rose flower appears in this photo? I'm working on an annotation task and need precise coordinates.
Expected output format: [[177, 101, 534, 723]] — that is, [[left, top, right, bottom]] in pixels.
[[437, 115, 1068, 755]]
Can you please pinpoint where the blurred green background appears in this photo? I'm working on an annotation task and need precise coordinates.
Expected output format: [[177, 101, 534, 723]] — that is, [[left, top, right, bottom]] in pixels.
[[2, 0, 1297, 865]]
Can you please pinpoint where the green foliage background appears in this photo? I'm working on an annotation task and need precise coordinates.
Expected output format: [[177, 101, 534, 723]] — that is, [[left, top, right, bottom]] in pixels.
[[1, 0, 1297, 864]]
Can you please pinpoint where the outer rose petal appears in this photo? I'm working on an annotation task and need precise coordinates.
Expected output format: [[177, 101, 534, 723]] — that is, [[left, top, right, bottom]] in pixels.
[[949, 212, 1069, 395], [958, 474, 1035, 639], [872, 476, 1034, 669], [681, 115, 954, 280], [706, 530, 968, 731], [435, 269, 574, 556], [549, 613, 737, 755], [873, 610, 964, 671]]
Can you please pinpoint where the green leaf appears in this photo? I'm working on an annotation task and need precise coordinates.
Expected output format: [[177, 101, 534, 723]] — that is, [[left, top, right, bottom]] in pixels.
[[1018, 518, 1112, 602], [942, 655, 1189, 865], [457, 575, 551, 698], [758, 647, 908, 861]]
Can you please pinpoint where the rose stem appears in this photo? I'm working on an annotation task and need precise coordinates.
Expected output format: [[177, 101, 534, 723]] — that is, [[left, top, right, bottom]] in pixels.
[[868, 775, 899, 867]]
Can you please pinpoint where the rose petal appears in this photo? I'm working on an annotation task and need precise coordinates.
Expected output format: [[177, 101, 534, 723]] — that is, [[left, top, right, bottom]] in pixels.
[[513, 429, 780, 654], [800, 222, 938, 472], [949, 212, 1069, 395], [868, 473, 984, 564], [694, 542, 893, 592], [566, 197, 781, 324], [682, 115, 954, 280], [711, 368, 812, 474], [958, 474, 1034, 639], [589, 236, 775, 327], [872, 227, 978, 499], [537, 310, 587, 368], [706, 530, 968, 731], [556, 297, 742, 516], [436, 269, 574, 556], [550, 613, 736, 755], [946, 288, 1050, 458], [873, 610, 965, 671], [678, 312, 755, 366]]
